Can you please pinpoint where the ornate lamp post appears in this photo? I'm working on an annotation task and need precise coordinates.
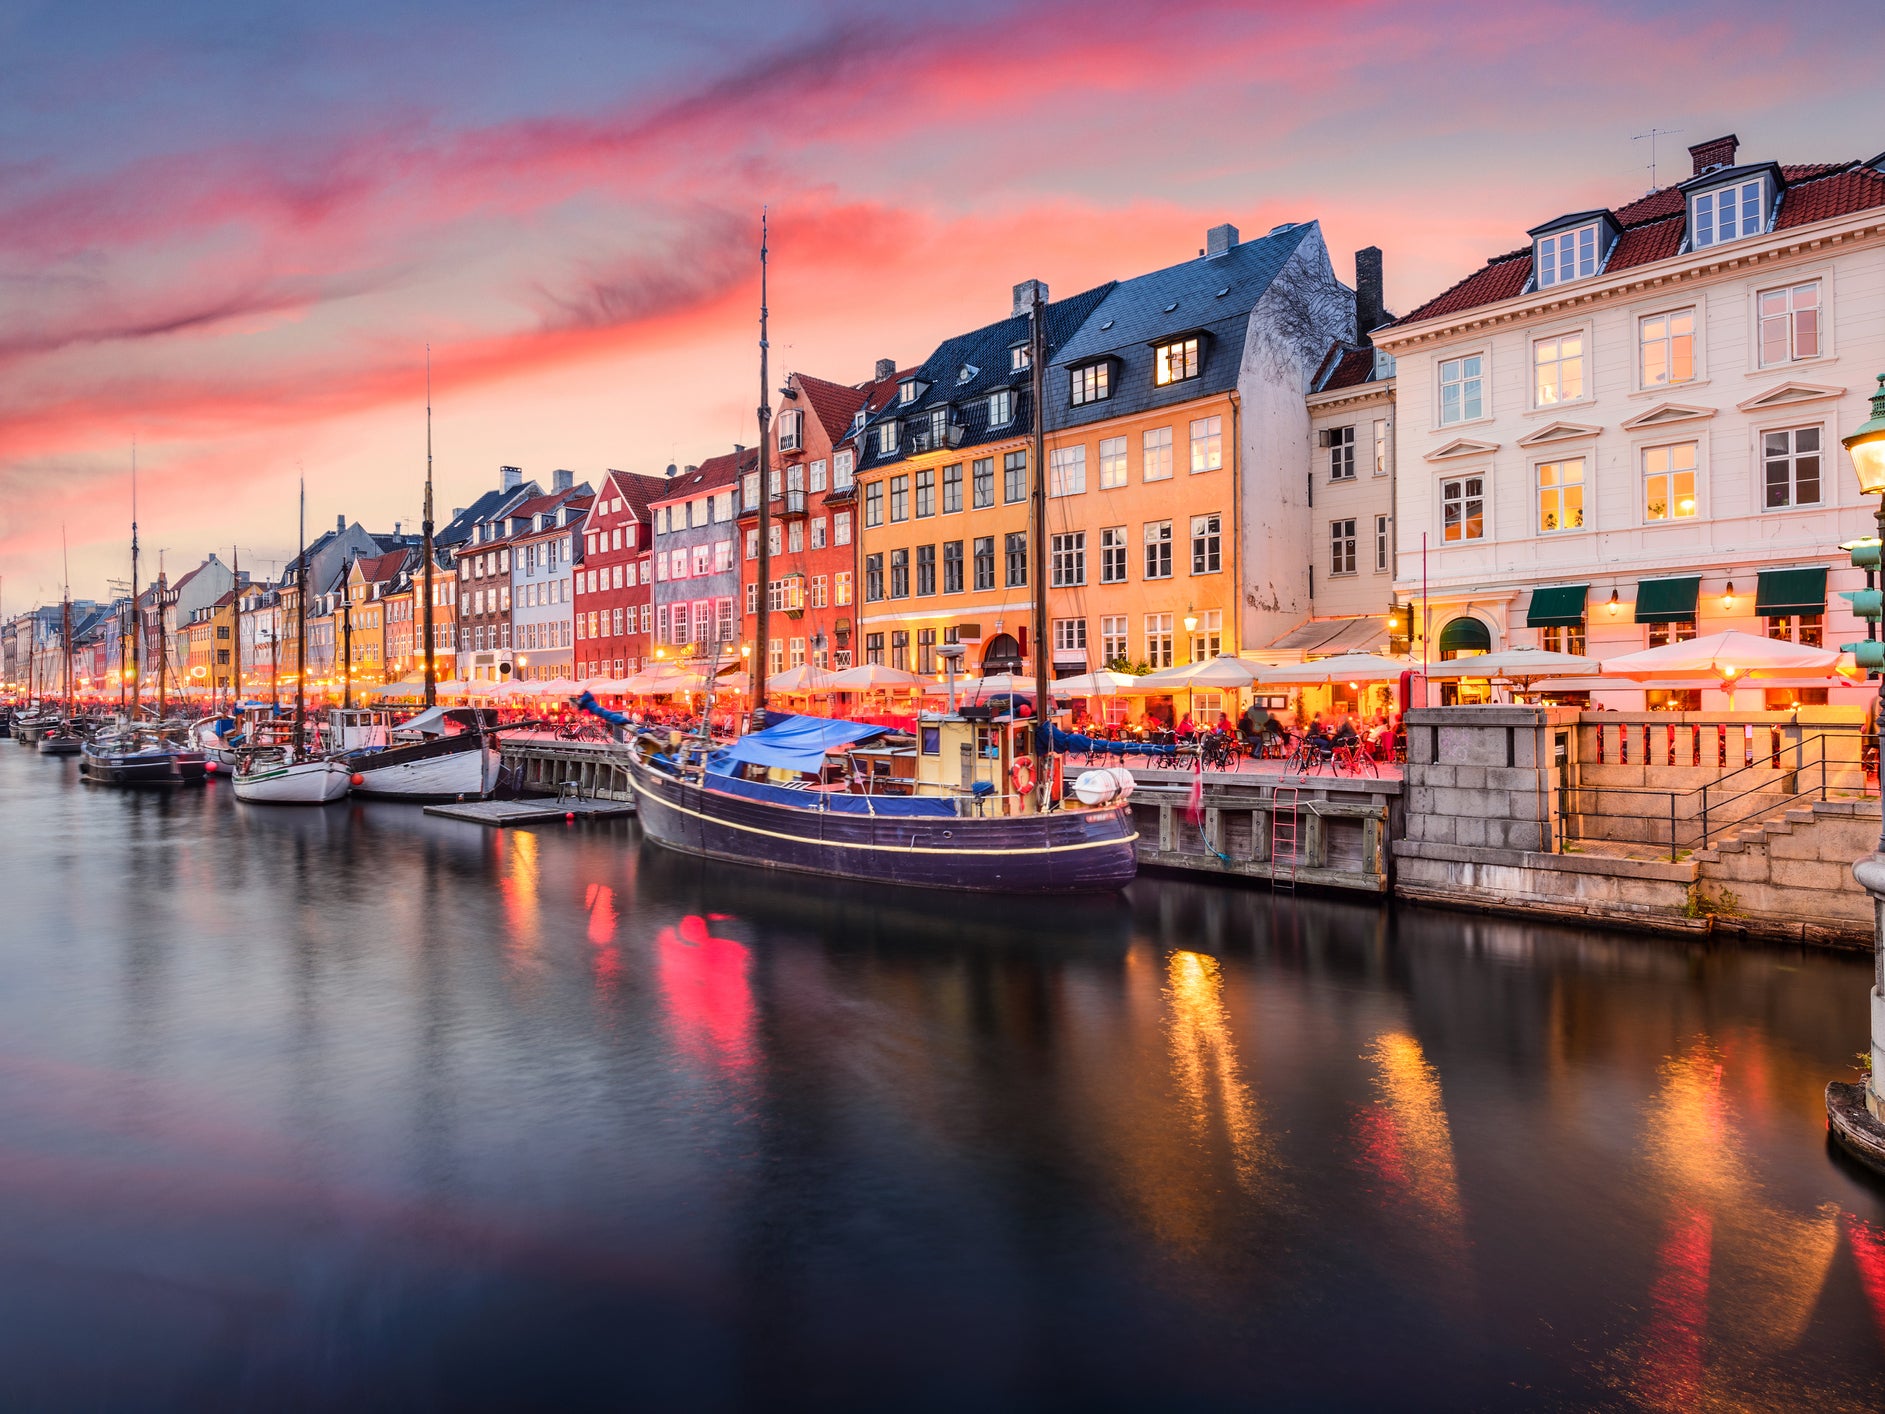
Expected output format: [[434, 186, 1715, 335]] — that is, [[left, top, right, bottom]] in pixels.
[[1830, 373, 1885, 1173]]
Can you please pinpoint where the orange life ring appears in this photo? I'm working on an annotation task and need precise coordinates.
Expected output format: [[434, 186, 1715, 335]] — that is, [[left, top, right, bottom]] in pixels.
[[1010, 756, 1035, 796]]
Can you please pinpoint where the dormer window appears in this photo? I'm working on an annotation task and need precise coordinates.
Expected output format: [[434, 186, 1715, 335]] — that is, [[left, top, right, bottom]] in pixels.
[[1690, 176, 1768, 249], [1010, 345, 1031, 372], [957, 364, 978, 384], [1154, 336, 1200, 387], [877, 421, 899, 455], [778, 409, 803, 453], [898, 379, 920, 405], [1535, 222, 1599, 288], [1070, 361, 1111, 406], [988, 389, 1014, 426]]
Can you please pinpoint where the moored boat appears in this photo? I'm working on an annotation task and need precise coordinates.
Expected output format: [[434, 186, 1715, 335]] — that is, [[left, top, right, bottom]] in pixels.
[[232, 747, 352, 804], [623, 712, 1137, 894], [345, 707, 501, 800], [36, 726, 83, 756], [81, 733, 208, 786]]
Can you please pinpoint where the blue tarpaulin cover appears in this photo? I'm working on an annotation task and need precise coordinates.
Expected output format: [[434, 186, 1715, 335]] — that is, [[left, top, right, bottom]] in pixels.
[[714, 714, 889, 776]]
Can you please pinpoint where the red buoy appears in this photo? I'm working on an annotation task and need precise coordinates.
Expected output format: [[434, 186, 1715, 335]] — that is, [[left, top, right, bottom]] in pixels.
[[350, 773, 365, 787], [204, 761, 217, 774], [565, 811, 575, 821]]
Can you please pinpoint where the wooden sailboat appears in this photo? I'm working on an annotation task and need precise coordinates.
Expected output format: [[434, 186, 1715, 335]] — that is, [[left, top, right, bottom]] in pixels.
[[234, 480, 350, 803]]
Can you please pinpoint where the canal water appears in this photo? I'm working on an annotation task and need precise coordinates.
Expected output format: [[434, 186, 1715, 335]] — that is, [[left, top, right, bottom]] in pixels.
[[2, 746, 1883, 1412]]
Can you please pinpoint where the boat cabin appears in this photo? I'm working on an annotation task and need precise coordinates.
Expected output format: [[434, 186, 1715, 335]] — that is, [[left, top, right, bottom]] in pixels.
[[325, 707, 391, 752]]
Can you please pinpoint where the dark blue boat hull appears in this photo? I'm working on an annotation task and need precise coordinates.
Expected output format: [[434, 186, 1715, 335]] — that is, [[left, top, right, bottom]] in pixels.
[[627, 758, 1137, 894]]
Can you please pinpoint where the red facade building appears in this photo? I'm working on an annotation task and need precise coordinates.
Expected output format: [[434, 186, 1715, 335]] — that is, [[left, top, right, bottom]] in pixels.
[[574, 468, 664, 679], [740, 366, 902, 673]]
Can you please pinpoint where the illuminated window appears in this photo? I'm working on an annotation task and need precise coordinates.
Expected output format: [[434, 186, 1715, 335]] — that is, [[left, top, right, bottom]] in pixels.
[[1154, 337, 1199, 386], [1642, 442, 1698, 522], [1071, 362, 1109, 405], [1536, 457, 1586, 533], [1441, 476, 1484, 542], [1143, 426, 1173, 482]]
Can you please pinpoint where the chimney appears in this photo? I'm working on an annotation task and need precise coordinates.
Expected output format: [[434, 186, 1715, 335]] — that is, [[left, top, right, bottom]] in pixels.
[[1011, 279, 1048, 318], [1205, 223, 1240, 257], [393, 521, 401, 536], [1355, 246, 1385, 337], [874, 357, 897, 382], [1689, 134, 1739, 177], [500, 465, 522, 492], [553, 468, 573, 492], [336, 514, 345, 534]]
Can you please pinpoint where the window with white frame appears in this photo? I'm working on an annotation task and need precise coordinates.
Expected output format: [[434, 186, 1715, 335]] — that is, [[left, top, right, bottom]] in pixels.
[[898, 379, 918, 406], [1100, 615, 1128, 666], [1441, 476, 1485, 542], [1327, 424, 1355, 480], [1003, 450, 1028, 504], [1188, 609, 1222, 662], [1143, 426, 1174, 482], [1536, 457, 1586, 533], [1049, 445, 1086, 497], [1374, 513, 1390, 571], [1642, 441, 1699, 522], [1439, 354, 1484, 424], [1647, 619, 1698, 648], [1762, 426, 1822, 509], [1533, 332, 1584, 405], [778, 409, 803, 452], [810, 459, 827, 492], [1010, 346, 1030, 372], [1099, 526, 1128, 583], [833, 449, 854, 490], [1070, 363, 1109, 405], [1639, 309, 1695, 387], [1542, 624, 1587, 655], [1330, 519, 1357, 575], [988, 389, 1014, 426], [1051, 531, 1086, 586], [877, 422, 898, 455], [1098, 436, 1127, 489], [1143, 613, 1174, 668], [1757, 281, 1821, 366], [1534, 222, 1599, 288], [834, 511, 851, 546], [1189, 416, 1222, 472], [972, 457, 994, 509], [811, 517, 827, 549], [1372, 418, 1388, 477], [1765, 612, 1823, 647], [1144, 520, 1173, 579], [1053, 617, 1087, 652], [1190, 513, 1221, 574], [1690, 178, 1766, 249]]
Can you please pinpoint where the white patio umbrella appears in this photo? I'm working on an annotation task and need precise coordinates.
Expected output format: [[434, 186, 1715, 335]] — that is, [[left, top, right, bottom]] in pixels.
[[954, 672, 1041, 697], [1421, 647, 1599, 686], [1598, 630, 1839, 681], [826, 663, 924, 691], [1134, 657, 1260, 691], [1048, 669, 1148, 697], [768, 663, 838, 694], [1250, 653, 1411, 685], [536, 676, 582, 696]]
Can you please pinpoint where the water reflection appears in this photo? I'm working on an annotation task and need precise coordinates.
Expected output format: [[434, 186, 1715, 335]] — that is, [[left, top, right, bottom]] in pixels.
[[1357, 1030, 1464, 1243], [657, 914, 755, 1076], [1164, 949, 1268, 1196]]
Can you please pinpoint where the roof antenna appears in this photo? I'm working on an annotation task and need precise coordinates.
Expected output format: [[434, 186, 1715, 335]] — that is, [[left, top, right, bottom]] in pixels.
[[1633, 127, 1684, 193]]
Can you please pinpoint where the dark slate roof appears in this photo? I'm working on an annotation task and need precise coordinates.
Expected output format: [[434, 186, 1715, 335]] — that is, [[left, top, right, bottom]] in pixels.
[[854, 282, 1117, 474], [1045, 223, 1315, 431], [1400, 158, 1885, 326], [437, 485, 534, 547]]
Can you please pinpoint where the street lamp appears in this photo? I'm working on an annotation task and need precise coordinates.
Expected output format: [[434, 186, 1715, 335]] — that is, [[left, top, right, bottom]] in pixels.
[[1829, 371, 1885, 1172]]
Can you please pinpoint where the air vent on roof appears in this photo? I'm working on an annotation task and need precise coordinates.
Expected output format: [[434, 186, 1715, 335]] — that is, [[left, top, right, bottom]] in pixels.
[[1216, 287, 1230, 298], [1099, 320, 1113, 331], [1164, 302, 1178, 312]]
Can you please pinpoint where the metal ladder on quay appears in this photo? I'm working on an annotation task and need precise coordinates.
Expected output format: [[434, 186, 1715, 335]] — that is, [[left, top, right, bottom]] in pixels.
[[1270, 785, 1300, 891]]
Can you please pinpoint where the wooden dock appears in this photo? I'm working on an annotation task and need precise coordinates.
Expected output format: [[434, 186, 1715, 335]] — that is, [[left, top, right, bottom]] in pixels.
[[424, 796, 635, 827]]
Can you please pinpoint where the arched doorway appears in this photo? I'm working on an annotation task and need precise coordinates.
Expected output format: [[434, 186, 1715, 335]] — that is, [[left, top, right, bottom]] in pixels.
[[1436, 616, 1492, 705], [981, 633, 1022, 674]]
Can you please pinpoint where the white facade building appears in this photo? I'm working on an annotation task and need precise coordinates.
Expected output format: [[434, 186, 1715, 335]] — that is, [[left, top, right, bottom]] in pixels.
[[1377, 134, 1885, 709]]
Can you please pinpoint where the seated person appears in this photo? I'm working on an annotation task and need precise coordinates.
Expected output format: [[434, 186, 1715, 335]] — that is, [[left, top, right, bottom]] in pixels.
[[1302, 715, 1333, 757], [1333, 716, 1360, 748]]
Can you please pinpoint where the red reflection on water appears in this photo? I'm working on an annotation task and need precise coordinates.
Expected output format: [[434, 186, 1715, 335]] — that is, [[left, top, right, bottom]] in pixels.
[[657, 914, 753, 1073], [585, 884, 620, 986], [1850, 1214, 1885, 1348], [1643, 1204, 1713, 1410]]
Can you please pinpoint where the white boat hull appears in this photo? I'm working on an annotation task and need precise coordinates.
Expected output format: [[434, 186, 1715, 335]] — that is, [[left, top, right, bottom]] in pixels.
[[350, 745, 501, 800], [233, 757, 352, 804]]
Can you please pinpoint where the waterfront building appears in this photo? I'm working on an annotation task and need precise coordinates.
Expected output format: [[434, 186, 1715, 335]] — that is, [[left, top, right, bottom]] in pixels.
[[650, 449, 750, 661], [853, 280, 1115, 679], [575, 468, 665, 680], [511, 481, 592, 681], [447, 467, 545, 681], [345, 550, 411, 686], [380, 558, 416, 683], [1377, 133, 1885, 709], [237, 581, 280, 699], [1037, 221, 1355, 713], [742, 365, 901, 674]]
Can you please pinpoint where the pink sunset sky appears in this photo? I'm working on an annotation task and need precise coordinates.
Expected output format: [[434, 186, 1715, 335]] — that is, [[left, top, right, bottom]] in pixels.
[[1, 0, 1878, 603]]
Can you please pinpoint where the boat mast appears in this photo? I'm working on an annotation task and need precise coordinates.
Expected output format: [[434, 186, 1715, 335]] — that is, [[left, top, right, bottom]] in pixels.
[[294, 480, 307, 754], [61, 526, 72, 721], [230, 544, 242, 708], [156, 556, 168, 719], [422, 345, 436, 709], [1028, 281, 1051, 808], [129, 443, 140, 720], [749, 207, 772, 716]]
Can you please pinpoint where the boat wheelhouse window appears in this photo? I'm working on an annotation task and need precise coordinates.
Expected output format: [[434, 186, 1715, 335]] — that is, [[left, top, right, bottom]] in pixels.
[[921, 726, 941, 755]]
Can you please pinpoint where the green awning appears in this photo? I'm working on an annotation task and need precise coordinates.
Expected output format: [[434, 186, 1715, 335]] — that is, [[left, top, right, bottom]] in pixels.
[[1754, 566, 1827, 617], [1437, 616, 1491, 654], [1526, 583, 1589, 627], [1633, 575, 1700, 624]]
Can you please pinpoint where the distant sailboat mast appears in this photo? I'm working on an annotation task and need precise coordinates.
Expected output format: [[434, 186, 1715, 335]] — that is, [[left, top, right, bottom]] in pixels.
[[294, 480, 307, 755], [129, 443, 140, 720], [423, 346, 437, 709]]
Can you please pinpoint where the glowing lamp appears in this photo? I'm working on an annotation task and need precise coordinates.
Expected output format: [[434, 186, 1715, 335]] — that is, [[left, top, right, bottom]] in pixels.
[[1721, 581, 1735, 610], [1722, 665, 1738, 680], [1607, 589, 1620, 616], [1844, 375, 1885, 496], [1183, 610, 1199, 634]]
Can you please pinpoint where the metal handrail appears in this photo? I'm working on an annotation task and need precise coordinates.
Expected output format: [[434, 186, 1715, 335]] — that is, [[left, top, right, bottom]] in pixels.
[[1559, 728, 1873, 860]]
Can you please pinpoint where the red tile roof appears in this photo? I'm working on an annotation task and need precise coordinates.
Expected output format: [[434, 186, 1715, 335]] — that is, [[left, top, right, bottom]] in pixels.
[[606, 470, 666, 522], [352, 550, 408, 585], [1313, 342, 1381, 392], [795, 373, 870, 443], [1400, 158, 1885, 327]]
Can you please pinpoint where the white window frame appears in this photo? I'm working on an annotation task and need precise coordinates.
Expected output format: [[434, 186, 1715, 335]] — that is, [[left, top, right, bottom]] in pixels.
[[1099, 526, 1128, 584], [1048, 445, 1087, 498], [1755, 278, 1825, 368], [1051, 531, 1086, 587], [1100, 615, 1128, 666], [1639, 439, 1701, 525], [1531, 328, 1588, 408], [1329, 519, 1357, 576], [1534, 455, 1587, 535], [1689, 177, 1768, 250], [1758, 423, 1824, 512], [1142, 426, 1174, 482], [1189, 415, 1223, 473], [1637, 307, 1698, 391], [1372, 418, 1389, 477], [1327, 424, 1355, 481], [988, 389, 1014, 426], [1439, 474, 1486, 543], [1098, 436, 1128, 490], [1437, 349, 1487, 426], [1374, 513, 1390, 572], [1534, 222, 1600, 288]]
